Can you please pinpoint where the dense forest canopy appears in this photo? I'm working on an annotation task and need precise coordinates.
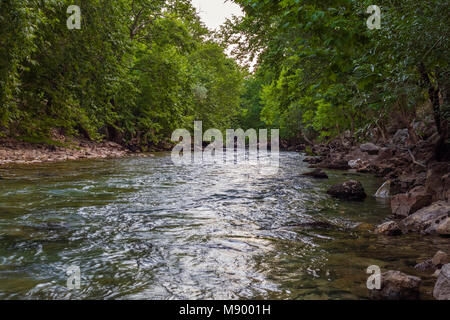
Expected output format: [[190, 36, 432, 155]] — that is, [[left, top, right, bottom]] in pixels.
[[0, 0, 243, 149], [1, 0, 449, 152], [225, 0, 449, 148]]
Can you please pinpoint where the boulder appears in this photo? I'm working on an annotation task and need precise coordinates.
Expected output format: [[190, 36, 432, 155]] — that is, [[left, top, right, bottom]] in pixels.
[[390, 172, 427, 196], [433, 264, 450, 300], [370, 270, 421, 300], [437, 217, 450, 235], [432, 251, 450, 268], [327, 180, 367, 201], [392, 129, 409, 145], [318, 158, 350, 170], [360, 143, 380, 155], [375, 221, 402, 236], [390, 186, 432, 217], [401, 201, 450, 234], [302, 169, 328, 179]]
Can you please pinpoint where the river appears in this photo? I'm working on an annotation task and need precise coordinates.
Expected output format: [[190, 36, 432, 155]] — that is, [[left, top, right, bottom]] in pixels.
[[0, 152, 448, 299]]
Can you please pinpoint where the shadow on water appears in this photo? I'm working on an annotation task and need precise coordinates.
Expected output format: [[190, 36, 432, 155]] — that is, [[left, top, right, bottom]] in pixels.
[[0, 152, 448, 299]]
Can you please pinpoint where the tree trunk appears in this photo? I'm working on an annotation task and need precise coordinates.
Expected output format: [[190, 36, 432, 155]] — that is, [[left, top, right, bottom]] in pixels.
[[419, 63, 442, 134]]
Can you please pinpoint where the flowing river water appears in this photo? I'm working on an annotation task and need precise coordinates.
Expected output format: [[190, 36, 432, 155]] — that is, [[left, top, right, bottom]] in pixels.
[[0, 152, 448, 299]]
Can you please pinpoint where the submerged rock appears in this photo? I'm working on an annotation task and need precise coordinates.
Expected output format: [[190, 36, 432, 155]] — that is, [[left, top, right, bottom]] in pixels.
[[391, 186, 432, 217], [375, 221, 402, 236], [327, 180, 367, 201], [370, 270, 421, 300], [302, 169, 328, 179], [433, 264, 450, 300], [375, 180, 391, 198], [401, 201, 450, 234], [353, 222, 374, 232]]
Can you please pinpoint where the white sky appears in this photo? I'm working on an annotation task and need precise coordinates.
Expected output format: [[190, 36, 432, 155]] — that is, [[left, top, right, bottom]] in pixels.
[[191, 0, 243, 30]]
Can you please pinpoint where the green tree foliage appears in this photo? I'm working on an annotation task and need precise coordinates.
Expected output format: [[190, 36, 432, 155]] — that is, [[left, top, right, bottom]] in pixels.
[[224, 0, 449, 143], [0, 0, 244, 148]]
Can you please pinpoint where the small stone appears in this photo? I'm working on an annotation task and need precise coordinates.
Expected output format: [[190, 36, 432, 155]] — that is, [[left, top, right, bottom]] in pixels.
[[370, 270, 421, 300], [348, 158, 365, 169], [375, 221, 402, 236], [415, 259, 435, 272]]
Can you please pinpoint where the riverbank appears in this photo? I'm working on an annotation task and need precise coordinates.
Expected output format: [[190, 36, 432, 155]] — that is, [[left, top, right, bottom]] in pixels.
[[0, 137, 130, 166], [305, 127, 449, 237], [304, 123, 450, 299]]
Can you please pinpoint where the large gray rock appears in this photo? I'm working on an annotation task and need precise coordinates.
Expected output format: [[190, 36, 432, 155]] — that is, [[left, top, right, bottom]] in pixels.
[[370, 270, 421, 300], [433, 264, 450, 300], [327, 180, 367, 201], [360, 143, 380, 155], [401, 201, 450, 234]]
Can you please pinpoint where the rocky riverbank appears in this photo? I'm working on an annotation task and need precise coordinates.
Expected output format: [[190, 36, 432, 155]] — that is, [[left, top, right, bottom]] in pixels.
[[0, 137, 130, 166], [303, 121, 450, 300]]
